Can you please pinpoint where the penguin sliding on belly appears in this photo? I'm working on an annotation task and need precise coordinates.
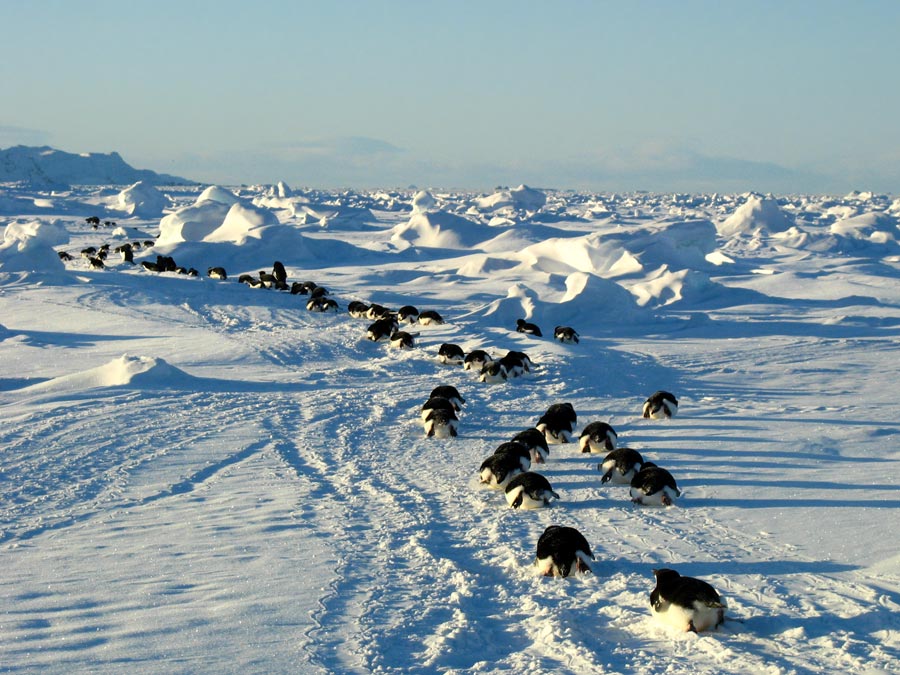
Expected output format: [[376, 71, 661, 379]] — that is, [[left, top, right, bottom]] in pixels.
[[650, 568, 726, 633], [505, 472, 559, 509], [630, 462, 680, 506], [598, 447, 644, 485], [578, 421, 618, 453], [643, 390, 678, 419], [534, 525, 594, 577]]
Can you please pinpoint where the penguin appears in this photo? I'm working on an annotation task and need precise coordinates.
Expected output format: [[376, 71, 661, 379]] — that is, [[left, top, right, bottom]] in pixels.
[[420, 396, 458, 423], [272, 261, 287, 284], [536, 403, 577, 444], [88, 256, 105, 270], [491, 441, 532, 473], [578, 421, 618, 454], [505, 472, 559, 509], [534, 526, 594, 577], [389, 330, 416, 349], [464, 349, 493, 371], [120, 247, 134, 264], [157, 255, 177, 272], [479, 449, 528, 488], [437, 343, 465, 365], [417, 310, 444, 325], [57, 251, 74, 261], [650, 568, 726, 633], [131, 240, 143, 251], [643, 390, 679, 419], [80, 246, 97, 258], [310, 285, 328, 298], [505, 350, 533, 372], [290, 281, 308, 295], [516, 318, 543, 337], [511, 427, 550, 464], [187, 268, 199, 277], [554, 326, 580, 344], [366, 317, 398, 341], [479, 361, 508, 383], [347, 300, 370, 318], [366, 303, 392, 320], [423, 408, 458, 438], [598, 447, 644, 484], [258, 270, 277, 288], [143, 240, 155, 248], [208, 266, 227, 280], [96, 249, 108, 261], [141, 260, 161, 273], [630, 462, 681, 506], [307, 297, 339, 312], [397, 305, 420, 324], [174, 266, 188, 275], [499, 352, 528, 378], [239, 274, 257, 285], [429, 385, 465, 412]]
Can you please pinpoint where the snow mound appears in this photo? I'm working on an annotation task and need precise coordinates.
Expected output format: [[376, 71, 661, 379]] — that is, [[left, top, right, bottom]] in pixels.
[[157, 199, 233, 246], [0, 220, 69, 276], [113, 181, 170, 217], [830, 211, 898, 245], [474, 185, 547, 212], [718, 194, 794, 237], [197, 185, 241, 206], [203, 203, 281, 244], [411, 190, 437, 213], [630, 268, 715, 307], [625, 219, 722, 270], [476, 283, 540, 325], [516, 232, 642, 277], [553, 271, 643, 325], [20, 354, 192, 393], [390, 211, 494, 249]]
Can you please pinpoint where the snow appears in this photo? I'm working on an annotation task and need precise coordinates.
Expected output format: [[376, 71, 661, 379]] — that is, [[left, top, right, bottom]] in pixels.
[[112, 181, 170, 218], [1, 182, 899, 674]]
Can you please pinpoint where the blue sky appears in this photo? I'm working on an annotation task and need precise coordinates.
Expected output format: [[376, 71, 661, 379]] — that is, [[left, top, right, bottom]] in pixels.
[[2, 0, 898, 193]]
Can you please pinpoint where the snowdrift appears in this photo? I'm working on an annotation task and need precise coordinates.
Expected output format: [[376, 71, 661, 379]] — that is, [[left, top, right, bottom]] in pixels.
[[718, 193, 794, 237], [112, 180, 170, 217], [0, 219, 69, 277], [19, 354, 193, 393]]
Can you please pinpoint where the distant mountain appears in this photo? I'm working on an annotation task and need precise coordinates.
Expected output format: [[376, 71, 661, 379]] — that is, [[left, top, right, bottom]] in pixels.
[[0, 145, 194, 187]]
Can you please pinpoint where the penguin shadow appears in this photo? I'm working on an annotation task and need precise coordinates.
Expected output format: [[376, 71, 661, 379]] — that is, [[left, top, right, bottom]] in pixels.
[[660, 560, 858, 578], [642, 444, 893, 465], [686, 496, 900, 509], [10, 329, 157, 349], [677, 477, 898, 492]]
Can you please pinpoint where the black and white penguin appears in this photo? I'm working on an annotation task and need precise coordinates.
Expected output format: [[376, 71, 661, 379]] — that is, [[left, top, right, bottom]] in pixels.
[[389, 330, 416, 349], [80, 246, 97, 258], [464, 349, 493, 371], [420, 396, 458, 423], [347, 300, 370, 318], [598, 447, 644, 484], [417, 310, 444, 325], [506, 350, 533, 373], [479, 361, 508, 383], [88, 256, 105, 270], [642, 390, 679, 419], [239, 274, 257, 285], [536, 403, 577, 444], [511, 427, 550, 464], [499, 352, 529, 378], [141, 260, 161, 273], [143, 240, 155, 249], [57, 251, 74, 261], [272, 261, 287, 284], [630, 462, 681, 506], [505, 472, 560, 509], [208, 266, 227, 280], [554, 326, 580, 344], [258, 270, 277, 288], [650, 568, 726, 633], [397, 305, 419, 324], [366, 317, 398, 341], [578, 421, 618, 454], [516, 318, 543, 337], [534, 526, 594, 577], [309, 285, 329, 298], [157, 255, 177, 272], [307, 297, 339, 312], [423, 408, 458, 438], [479, 448, 528, 488], [492, 441, 532, 473], [429, 385, 465, 412], [187, 268, 199, 277], [437, 343, 465, 365], [366, 303, 393, 320]]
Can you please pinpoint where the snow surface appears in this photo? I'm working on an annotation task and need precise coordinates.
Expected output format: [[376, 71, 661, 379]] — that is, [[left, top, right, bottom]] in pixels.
[[1, 185, 899, 674]]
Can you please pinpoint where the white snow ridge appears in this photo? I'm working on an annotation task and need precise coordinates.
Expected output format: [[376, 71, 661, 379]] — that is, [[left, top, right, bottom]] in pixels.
[[1, 182, 899, 675]]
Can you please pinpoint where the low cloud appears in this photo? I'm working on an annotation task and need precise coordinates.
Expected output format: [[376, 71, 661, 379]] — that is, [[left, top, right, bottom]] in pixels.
[[0, 124, 52, 148]]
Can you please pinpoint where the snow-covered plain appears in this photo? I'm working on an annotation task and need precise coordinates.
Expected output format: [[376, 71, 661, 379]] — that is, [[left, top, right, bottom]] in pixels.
[[1, 181, 899, 674]]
